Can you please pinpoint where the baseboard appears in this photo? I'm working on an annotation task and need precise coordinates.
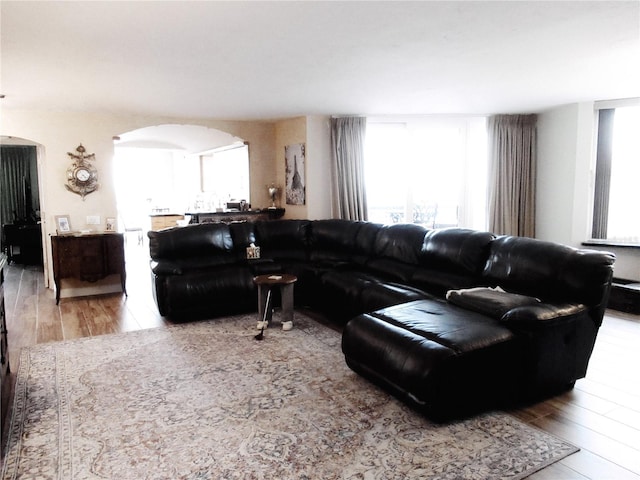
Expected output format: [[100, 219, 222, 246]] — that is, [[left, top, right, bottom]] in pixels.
[[608, 278, 640, 314]]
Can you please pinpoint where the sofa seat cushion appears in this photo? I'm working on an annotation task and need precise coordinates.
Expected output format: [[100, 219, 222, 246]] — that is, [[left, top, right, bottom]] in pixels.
[[365, 299, 515, 353], [314, 270, 382, 320], [342, 299, 519, 418], [316, 270, 430, 320]]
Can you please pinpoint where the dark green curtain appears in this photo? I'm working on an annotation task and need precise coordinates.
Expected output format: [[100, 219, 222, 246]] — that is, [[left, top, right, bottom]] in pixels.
[[1, 146, 40, 246]]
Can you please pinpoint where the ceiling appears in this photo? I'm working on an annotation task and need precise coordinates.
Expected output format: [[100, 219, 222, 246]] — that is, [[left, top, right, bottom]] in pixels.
[[114, 124, 245, 153], [1, 1, 639, 121]]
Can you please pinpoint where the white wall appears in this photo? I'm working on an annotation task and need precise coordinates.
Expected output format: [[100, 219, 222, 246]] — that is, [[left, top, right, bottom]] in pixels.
[[2, 109, 337, 294], [1, 109, 278, 291], [537, 102, 640, 281], [305, 116, 332, 220]]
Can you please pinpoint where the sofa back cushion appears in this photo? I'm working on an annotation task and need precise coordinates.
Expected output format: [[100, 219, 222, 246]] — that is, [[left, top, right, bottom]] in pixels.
[[373, 223, 429, 265], [309, 219, 368, 264], [228, 222, 258, 260], [353, 222, 383, 263], [366, 223, 429, 281], [420, 228, 495, 275], [148, 223, 233, 260], [483, 236, 615, 306], [254, 219, 311, 261]]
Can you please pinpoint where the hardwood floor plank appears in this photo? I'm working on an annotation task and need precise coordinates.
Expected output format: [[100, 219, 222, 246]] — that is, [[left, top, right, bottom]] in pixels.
[[36, 322, 64, 344], [5, 307, 36, 368], [36, 297, 64, 344], [508, 399, 559, 423], [548, 386, 619, 417], [606, 406, 640, 431], [97, 295, 143, 333], [544, 398, 640, 451], [122, 295, 168, 330], [558, 449, 640, 480], [585, 368, 640, 398], [530, 412, 640, 475], [576, 378, 640, 414], [58, 300, 93, 340], [526, 460, 589, 480], [79, 297, 119, 336]]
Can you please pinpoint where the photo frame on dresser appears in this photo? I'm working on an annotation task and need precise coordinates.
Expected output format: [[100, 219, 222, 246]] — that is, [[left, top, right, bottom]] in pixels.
[[55, 215, 72, 234], [105, 217, 116, 232]]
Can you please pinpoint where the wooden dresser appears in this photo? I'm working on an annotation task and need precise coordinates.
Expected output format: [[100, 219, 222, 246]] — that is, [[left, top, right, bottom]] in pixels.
[[51, 233, 126, 304]]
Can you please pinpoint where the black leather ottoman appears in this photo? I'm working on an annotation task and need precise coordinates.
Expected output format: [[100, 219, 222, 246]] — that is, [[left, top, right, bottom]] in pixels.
[[341, 299, 521, 420]]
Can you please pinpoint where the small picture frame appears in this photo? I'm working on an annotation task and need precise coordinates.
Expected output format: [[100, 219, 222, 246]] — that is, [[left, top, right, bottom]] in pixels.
[[246, 245, 261, 259], [55, 215, 72, 234], [105, 217, 116, 232]]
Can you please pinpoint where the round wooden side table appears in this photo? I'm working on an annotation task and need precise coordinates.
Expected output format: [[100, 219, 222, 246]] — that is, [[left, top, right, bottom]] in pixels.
[[253, 274, 298, 331]]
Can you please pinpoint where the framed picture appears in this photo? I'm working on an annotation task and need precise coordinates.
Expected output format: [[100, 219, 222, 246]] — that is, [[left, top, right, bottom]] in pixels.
[[105, 217, 116, 232], [55, 215, 72, 234], [285, 143, 305, 205]]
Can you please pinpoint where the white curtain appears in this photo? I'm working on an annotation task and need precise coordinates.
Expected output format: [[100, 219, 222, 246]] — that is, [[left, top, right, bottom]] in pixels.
[[487, 114, 537, 237], [331, 117, 368, 221]]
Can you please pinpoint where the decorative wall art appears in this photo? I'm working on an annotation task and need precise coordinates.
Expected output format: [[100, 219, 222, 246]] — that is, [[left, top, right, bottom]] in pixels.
[[285, 143, 305, 205], [65, 144, 98, 200]]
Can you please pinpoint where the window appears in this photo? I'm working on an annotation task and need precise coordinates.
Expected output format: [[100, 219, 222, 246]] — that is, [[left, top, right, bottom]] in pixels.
[[364, 117, 487, 230], [592, 100, 640, 244], [114, 143, 250, 228], [200, 143, 250, 202]]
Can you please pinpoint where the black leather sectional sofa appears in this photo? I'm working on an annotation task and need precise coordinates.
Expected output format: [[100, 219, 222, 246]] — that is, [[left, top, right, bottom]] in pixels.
[[148, 219, 615, 419]]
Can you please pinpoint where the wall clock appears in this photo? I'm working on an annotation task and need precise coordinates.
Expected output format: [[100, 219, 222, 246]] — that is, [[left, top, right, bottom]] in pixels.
[[65, 144, 98, 200]]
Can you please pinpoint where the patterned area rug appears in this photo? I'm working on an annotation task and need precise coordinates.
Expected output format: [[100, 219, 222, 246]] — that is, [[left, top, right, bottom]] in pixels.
[[2, 312, 577, 479]]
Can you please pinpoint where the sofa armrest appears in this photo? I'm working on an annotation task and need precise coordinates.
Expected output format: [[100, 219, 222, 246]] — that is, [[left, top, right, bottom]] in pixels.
[[446, 286, 541, 319], [150, 260, 183, 276], [500, 302, 596, 394], [500, 302, 588, 328]]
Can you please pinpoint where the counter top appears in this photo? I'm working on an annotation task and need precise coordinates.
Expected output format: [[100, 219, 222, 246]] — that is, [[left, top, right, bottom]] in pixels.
[[186, 208, 285, 224], [185, 209, 280, 215]]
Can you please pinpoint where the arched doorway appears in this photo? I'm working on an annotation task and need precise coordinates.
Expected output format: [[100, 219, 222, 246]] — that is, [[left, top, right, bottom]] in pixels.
[[112, 124, 247, 243]]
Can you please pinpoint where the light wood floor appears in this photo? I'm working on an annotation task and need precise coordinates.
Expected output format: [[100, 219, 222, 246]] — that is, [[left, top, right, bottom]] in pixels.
[[2, 240, 639, 479]]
